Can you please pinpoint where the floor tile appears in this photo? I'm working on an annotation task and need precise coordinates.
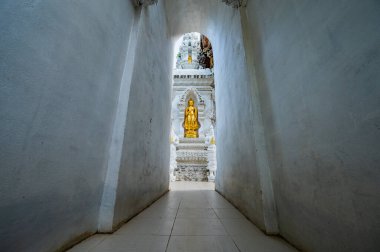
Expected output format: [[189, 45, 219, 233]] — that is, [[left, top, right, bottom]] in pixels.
[[136, 205, 178, 220], [91, 235, 169, 252], [180, 199, 212, 208], [172, 218, 227, 235], [214, 208, 245, 219], [220, 218, 263, 236], [149, 197, 181, 209], [115, 218, 174, 236], [167, 235, 239, 252], [177, 208, 218, 219], [231, 233, 298, 252], [67, 234, 107, 252], [68, 182, 298, 252], [170, 181, 215, 191], [209, 199, 236, 209]]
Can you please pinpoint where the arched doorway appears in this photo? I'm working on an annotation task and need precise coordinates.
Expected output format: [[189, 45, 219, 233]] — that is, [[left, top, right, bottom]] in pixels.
[[169, 32, 217, 184]]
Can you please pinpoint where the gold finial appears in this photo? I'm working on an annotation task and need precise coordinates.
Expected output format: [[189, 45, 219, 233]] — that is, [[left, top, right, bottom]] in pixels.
[[210, 137, 216, 145]]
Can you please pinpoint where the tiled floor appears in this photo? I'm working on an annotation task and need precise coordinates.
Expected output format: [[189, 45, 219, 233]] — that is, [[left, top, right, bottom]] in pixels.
[[68, 182, 298, 252]]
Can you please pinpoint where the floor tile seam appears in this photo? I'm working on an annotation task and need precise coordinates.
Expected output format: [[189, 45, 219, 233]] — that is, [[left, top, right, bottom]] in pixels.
[[166, 234, 231, 237], [178, 207, 213, 209], [140, 209, 179, 212], [86, 235, 107, 251], [110, 234, 170, 237], [211, 206, 242, 252], [211, 205, 235, 208], [149, 205, 181, 207], [213, 209, 247, 219], [165, 198, 182, 252], [175, 217, 220, 219], [131, 217, 177, 220], [216, 216, 245, 220], [173, 217, 223, 220], [178, 206, 214, 208]]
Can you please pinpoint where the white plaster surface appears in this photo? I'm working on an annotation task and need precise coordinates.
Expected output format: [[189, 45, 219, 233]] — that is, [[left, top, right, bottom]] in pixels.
[[0, 0, 137, 251], [111, 1, 172, 229], [245, 0, 380, 251], [0, 0, 171, 251], [98, 4, 142, 233]]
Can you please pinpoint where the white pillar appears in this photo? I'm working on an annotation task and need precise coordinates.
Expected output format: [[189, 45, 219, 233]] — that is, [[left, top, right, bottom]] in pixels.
[[169, 143, 177, 182], [169, 128, 178, 182], [207, 138, 217, 182]]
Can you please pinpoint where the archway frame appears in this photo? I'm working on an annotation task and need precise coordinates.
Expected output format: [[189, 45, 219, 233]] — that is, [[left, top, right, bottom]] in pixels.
[[99, 0, 278, 235]]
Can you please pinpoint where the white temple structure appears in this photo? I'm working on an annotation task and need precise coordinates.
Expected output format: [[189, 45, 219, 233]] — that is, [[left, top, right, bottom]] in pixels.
[[170, 32, 217, 182]]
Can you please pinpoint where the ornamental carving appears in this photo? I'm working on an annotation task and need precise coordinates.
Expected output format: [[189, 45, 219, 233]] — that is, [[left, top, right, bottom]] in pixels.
[[176, 150, 208, 162], [199, 35, 214, 69], [178, 88, 205, 110], [175, 165, 209, 182]]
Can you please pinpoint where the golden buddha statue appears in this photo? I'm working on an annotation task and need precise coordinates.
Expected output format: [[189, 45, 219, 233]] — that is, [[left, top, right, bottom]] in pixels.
[[184, 98, 199, 138]]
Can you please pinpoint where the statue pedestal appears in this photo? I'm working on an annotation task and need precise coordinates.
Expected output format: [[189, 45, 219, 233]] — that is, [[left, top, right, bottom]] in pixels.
[[175, 138, 209, 181], [184, 129, 198, 138]]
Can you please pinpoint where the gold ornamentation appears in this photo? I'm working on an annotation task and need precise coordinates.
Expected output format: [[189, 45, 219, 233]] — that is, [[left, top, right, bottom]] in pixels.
[[210, 137, 216, 145], [184, 99, 199, 138]]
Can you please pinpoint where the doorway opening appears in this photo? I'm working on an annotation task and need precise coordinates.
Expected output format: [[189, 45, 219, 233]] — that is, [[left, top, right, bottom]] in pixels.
[[169, 32, 217, 190]]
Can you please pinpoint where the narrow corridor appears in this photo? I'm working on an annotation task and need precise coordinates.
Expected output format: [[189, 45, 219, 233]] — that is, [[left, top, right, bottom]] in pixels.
[[68, 182, 297, 252]]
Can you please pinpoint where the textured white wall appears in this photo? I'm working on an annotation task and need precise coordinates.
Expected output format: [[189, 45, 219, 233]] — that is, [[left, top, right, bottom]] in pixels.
[[113, 1, 172, 227], [0, 1, 172, 251], [0, 0, 136, 251], [245, 0, 380, 251]]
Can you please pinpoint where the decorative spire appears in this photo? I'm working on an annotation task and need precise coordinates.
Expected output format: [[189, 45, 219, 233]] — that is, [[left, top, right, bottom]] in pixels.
[[176, 33, 201, 69]]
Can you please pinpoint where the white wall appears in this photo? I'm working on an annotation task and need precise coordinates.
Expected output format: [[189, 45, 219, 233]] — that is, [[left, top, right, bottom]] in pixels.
[[113, 1, 172, 227], [0, 1, 172, 251], [209, 6, 268, 230], [245, 0, 380, 251]]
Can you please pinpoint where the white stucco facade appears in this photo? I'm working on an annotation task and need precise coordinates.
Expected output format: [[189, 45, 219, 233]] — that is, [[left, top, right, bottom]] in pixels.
[[170, 33, 217, 182]]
